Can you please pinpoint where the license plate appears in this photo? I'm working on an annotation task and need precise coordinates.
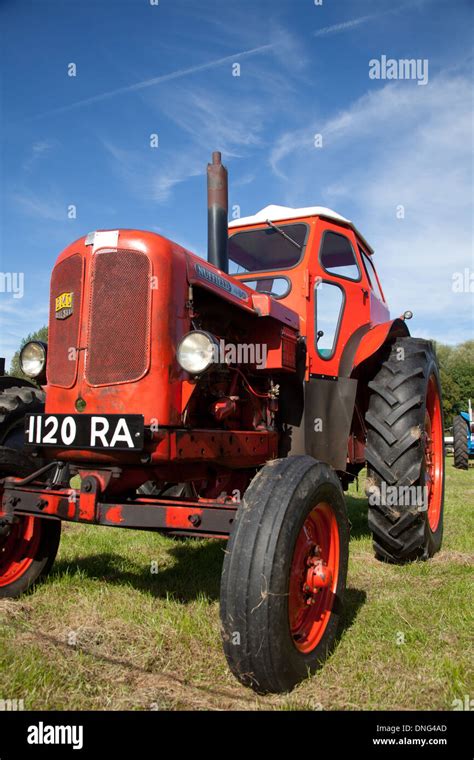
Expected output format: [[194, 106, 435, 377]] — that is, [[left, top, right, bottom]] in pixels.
[[25, 414, 145, 450]]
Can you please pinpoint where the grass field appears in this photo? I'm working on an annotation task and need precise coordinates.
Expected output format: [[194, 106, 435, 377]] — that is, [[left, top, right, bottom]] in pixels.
[[0, 460, 472, 711]]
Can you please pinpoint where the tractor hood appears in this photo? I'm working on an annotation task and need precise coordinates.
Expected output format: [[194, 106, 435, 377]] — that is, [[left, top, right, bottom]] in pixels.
[[44, 228, 299, 426]]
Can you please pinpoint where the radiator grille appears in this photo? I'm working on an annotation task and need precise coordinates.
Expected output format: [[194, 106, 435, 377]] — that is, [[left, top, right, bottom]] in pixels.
[[48, 254, 83, 387], [85, 249, 151, 385]]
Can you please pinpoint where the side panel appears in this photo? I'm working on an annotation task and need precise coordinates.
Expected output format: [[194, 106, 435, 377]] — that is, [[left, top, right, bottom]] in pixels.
[[47, 253, 84, 388], [289, 376, 358, 471]]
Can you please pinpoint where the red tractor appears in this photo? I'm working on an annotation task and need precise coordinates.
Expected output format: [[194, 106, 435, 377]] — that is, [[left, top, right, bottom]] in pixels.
[[0, 153, 444, 694]]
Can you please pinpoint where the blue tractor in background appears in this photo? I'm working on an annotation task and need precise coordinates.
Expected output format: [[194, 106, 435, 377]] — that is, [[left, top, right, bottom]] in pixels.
[[453, 400, 474, 469]]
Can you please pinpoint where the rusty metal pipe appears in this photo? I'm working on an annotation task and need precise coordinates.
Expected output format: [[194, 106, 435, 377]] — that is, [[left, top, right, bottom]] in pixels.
[[207, 151, 228, 273]]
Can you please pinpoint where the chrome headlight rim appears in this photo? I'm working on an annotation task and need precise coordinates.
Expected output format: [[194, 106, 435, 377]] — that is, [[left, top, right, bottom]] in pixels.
[[19, 341, 47, 380], [176, 330, 218, 375]]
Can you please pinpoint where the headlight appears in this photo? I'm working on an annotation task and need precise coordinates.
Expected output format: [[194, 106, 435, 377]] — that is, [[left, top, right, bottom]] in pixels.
[[20, 341, 47, 379], [177, 331, 217, 374]]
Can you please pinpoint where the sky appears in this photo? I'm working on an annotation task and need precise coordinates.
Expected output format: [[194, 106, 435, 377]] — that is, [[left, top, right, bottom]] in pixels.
[[0, 0, 472, 369]]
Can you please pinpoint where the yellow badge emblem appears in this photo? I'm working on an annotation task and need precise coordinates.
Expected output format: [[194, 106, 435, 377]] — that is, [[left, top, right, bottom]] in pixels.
[[55, 292, 74, 320]]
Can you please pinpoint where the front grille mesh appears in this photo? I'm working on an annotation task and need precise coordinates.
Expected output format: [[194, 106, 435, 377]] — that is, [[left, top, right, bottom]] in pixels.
[[85, 249, 151, 385], [48, 254, 83, 387]]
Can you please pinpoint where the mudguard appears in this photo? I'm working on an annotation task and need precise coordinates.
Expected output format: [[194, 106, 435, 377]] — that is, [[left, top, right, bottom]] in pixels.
[[352, 318, 409, 370]]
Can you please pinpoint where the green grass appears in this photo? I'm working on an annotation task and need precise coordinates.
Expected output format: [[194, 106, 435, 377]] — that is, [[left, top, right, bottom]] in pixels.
[[0, 460, 472, 711]]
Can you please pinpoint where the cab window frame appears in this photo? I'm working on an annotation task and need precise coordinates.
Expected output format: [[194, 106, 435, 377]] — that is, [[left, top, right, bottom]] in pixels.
[[358, 245, 386, 303], [318, 229, 362, 284], [314, 279, 346, 362], [228, 222, 310, 275], [236, 274, 292, 300]]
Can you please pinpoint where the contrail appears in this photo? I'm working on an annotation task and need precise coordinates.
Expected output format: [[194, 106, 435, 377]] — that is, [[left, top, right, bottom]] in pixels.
[[314, 14, 379, 37], [32, 43, 275, 120], [314, 1, 420, 38]]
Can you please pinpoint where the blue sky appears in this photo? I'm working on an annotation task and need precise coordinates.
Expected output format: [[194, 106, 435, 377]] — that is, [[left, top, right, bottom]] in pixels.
[[0, 0, 472, 368]]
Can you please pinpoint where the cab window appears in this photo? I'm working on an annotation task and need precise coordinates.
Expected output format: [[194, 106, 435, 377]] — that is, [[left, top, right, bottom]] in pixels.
[[228, 224, 308, 274], [319, 231, 360, 281], [315, 281, 345, 359], [359, 247, 385, 302], [239, 276, 290, 299]]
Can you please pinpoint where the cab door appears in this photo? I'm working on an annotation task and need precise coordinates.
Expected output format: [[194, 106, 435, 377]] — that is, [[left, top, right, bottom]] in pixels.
[[308, 220, 371, 378]]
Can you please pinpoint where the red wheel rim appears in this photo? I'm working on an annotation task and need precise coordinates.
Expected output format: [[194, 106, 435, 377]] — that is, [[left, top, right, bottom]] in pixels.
[[0, 516, 41, 587], [288, 502, 340, 654], [425, 375, 443, 533]]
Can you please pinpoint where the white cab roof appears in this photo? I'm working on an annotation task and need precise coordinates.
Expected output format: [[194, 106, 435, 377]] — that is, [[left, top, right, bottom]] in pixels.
[[228, 204, 373, 253]]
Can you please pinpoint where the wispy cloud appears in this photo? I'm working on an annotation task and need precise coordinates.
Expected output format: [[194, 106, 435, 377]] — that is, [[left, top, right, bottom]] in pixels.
[[99, 138, 203, 204], [12, 191, 68, 222], [160, 88, 265, 155], [23, 140, 56, 172], [100, 84, 268, 203]]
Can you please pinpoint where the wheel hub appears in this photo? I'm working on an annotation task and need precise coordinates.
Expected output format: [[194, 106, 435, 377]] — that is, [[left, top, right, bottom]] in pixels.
[[289, 502, 340, 654], [424, 416, 434, 501], [303, 550, 333, 604]]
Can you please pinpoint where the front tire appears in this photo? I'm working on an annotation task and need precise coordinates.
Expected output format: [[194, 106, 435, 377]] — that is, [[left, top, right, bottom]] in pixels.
[[453, 415, 469, 470], [220, 456, 349, 694], [365, 338, 444, 563]]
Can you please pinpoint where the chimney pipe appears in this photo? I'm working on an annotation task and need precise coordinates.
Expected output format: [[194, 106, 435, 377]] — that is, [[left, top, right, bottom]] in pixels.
[[207, 151, 228, 273]]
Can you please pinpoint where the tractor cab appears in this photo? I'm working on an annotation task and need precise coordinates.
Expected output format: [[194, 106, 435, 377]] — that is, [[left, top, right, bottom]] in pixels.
[[228, 205, 390, 379]]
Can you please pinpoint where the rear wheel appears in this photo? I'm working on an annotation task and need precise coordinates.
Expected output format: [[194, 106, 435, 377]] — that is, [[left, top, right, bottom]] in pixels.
[[453, 415, 469, 470], [365, 338, 444, 563], [0, 385, 60, 597], [220, 456, 349, 694]]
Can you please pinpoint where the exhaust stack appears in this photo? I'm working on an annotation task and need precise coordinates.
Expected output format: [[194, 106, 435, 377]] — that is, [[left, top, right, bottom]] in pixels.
[[207, 151, 228, 273]]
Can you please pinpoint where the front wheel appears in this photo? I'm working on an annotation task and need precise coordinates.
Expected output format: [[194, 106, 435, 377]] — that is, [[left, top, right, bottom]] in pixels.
[[0, 448, 61, 598], [0, 387, 61, 597], [0, 511, 61, 598], [220, 456, 349, 694]]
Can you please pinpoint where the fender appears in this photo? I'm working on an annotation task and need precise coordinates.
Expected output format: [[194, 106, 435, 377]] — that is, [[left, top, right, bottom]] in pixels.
[[290, 319, 410, 469], [352, 318, 409, 371]]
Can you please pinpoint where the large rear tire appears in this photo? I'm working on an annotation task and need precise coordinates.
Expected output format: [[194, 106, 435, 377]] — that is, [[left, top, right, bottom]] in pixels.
[[365, 338, 444, 563], [0, 385, 60, 598], [220, 456, 349, 694], [453, 415, 469, 470]]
